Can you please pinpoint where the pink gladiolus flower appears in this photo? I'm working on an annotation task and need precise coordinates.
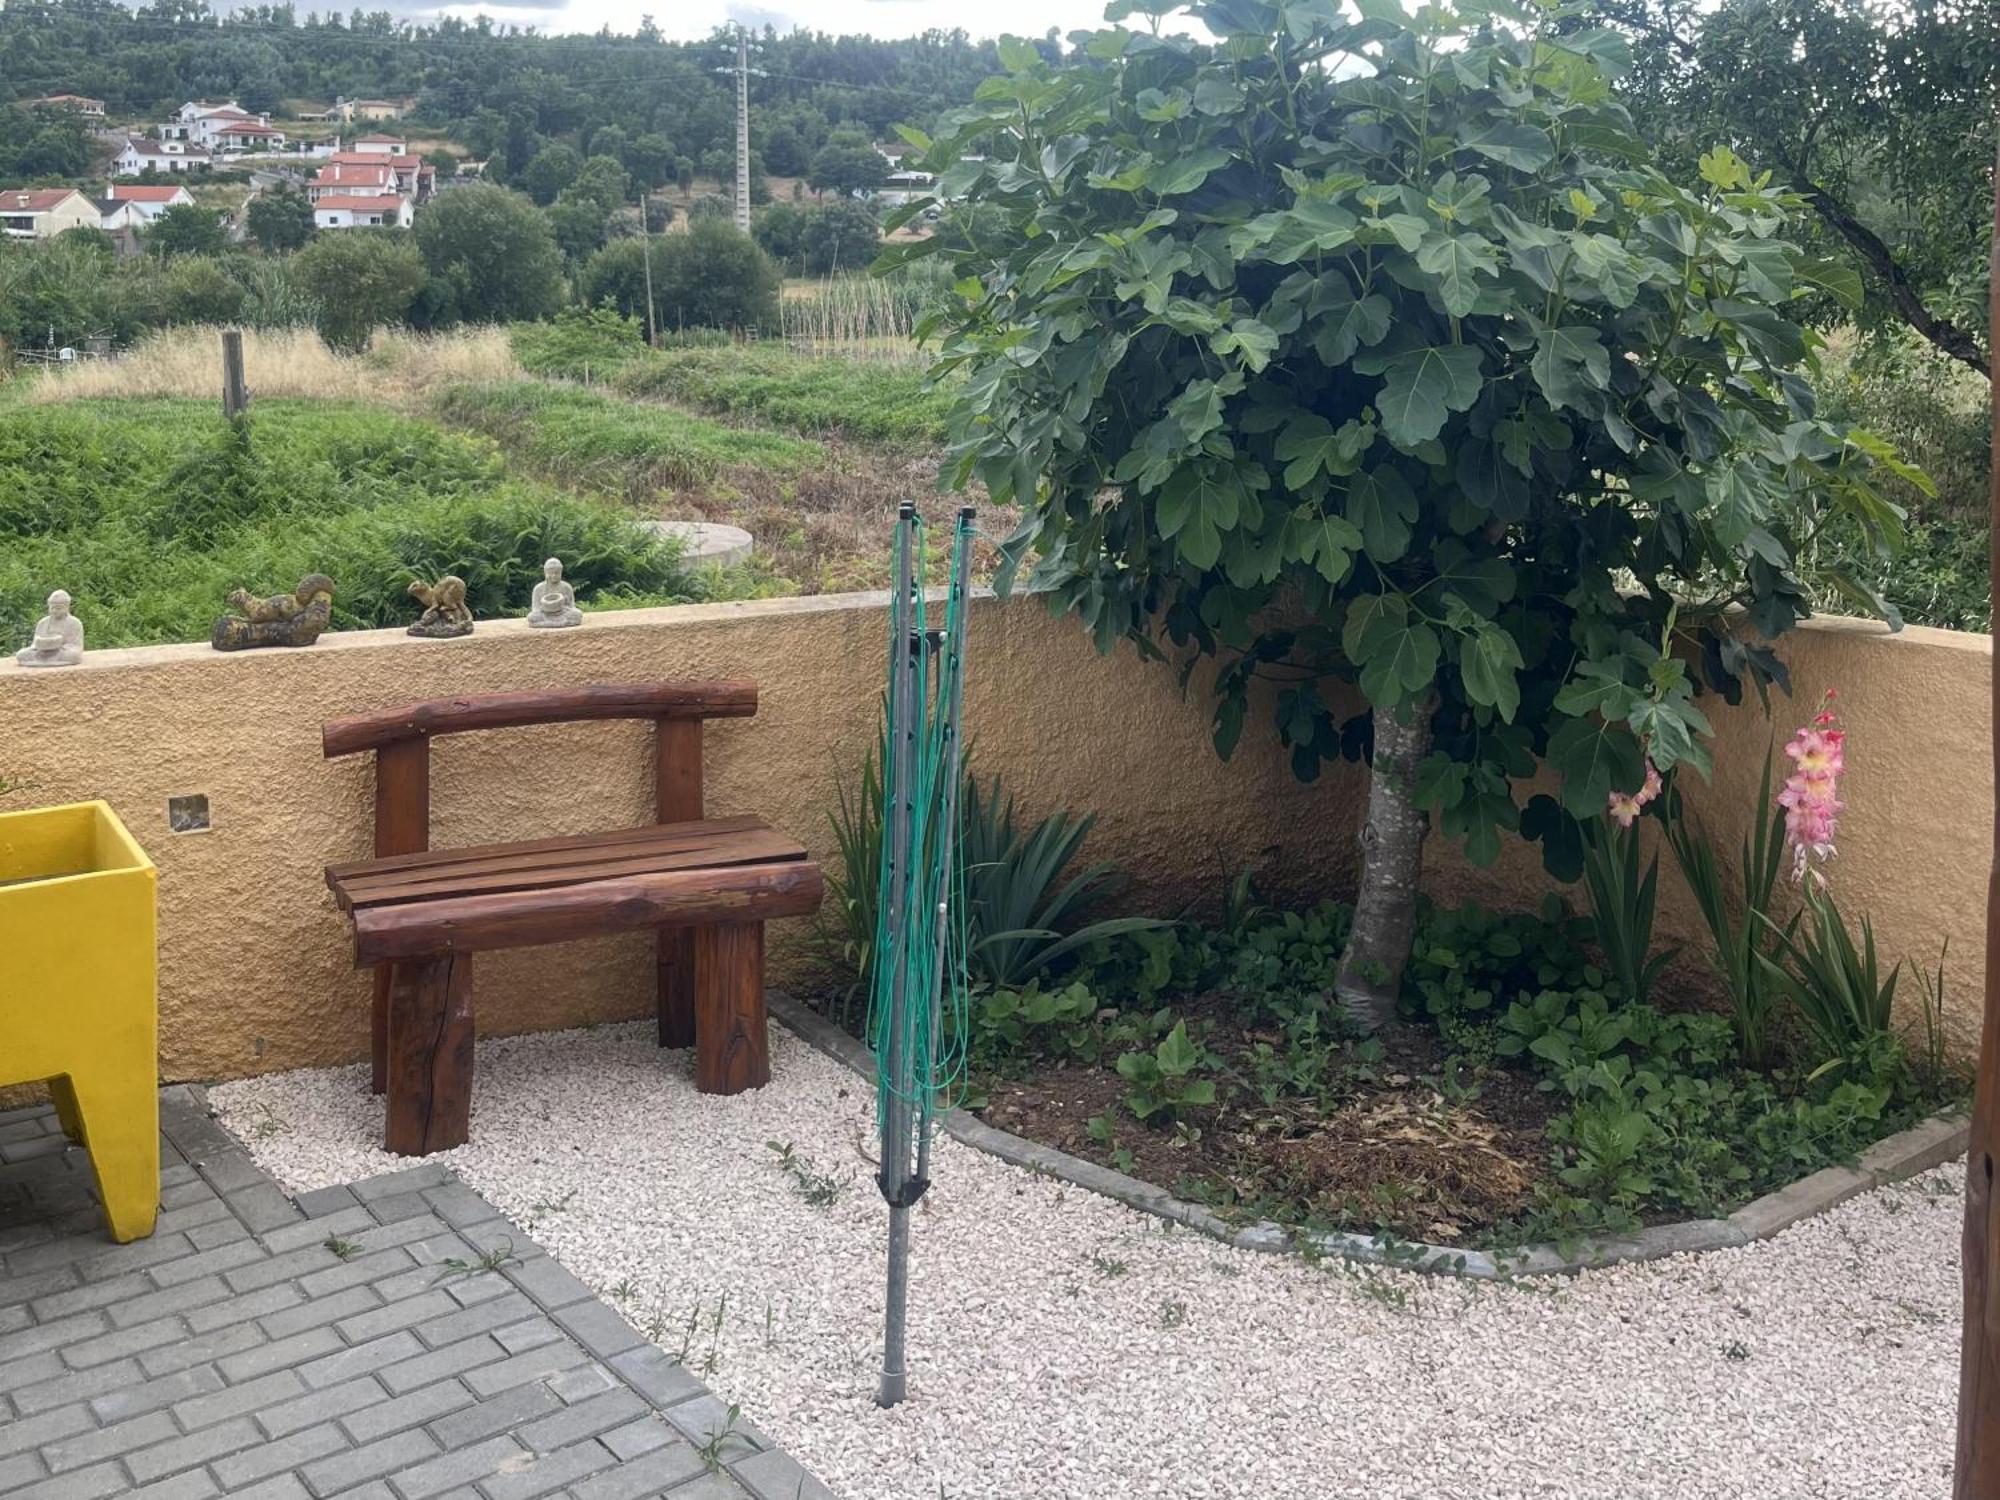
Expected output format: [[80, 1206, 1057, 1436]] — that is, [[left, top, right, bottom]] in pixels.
[[1779, 692, 1844, 881], [1606, 759, 1663, 828]]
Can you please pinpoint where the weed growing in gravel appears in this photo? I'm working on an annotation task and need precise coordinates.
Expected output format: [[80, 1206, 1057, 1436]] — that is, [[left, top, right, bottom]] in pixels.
[[1089, 1251, 1129, 1279], [1723, 1340, 1751, 1361], [695, 1403, 744, 1475], [1159, 1300, 1188, 1328], [610, 1278, 638, 1303], [526, 1188, 577, 1228], [323, 1236, 361, 1261], [437, 1241, 519, 1281], [766, 1141, 845, 1207]]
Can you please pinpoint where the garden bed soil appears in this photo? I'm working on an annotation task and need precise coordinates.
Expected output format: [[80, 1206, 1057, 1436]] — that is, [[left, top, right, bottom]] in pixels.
[[976, 1020, 1563, 1244]]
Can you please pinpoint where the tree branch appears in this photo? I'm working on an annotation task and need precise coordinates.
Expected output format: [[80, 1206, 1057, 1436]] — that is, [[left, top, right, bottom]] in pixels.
[[1786, 170, 1991, 378]]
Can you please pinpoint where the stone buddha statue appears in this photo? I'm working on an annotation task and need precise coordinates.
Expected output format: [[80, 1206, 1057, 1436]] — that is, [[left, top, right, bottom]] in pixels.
[[16, 590, 83, 668], [527, 557, 582, 629]]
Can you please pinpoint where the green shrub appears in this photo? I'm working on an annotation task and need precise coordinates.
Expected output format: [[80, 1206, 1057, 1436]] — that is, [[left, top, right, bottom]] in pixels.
[[578, 219, 780, 334], [615, 344, 950, 446], [434, 381, 819, 496], [0, 398, 716, 649], [510, 306, 648, 380]]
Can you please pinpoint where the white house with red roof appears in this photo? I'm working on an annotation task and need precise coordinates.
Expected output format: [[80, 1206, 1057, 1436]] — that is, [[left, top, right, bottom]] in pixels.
[[102, 183, 196, 222], [307, 159, 396, 201], [0, 188, 100, 240], [160, 100, 287, 153], [114, 136, 213, 174], [351, 134, 408, 155], [312, 194, 404, 229], [325, 149, 435, 203]]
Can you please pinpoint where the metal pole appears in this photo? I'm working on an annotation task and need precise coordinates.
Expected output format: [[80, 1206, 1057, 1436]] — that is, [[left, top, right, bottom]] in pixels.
[[878, 503, 918, 1409], [1953, 135, 2000, 1498], [914, 508, 975, 1190], [734, 29, 752, 235]]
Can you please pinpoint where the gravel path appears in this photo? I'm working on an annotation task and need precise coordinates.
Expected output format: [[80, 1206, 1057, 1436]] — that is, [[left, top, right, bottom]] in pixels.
[[211, 1021, 1962, 1500]]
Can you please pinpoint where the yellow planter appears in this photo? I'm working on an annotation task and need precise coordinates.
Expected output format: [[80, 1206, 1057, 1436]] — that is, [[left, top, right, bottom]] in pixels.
[[0, 800, 159, 1241]]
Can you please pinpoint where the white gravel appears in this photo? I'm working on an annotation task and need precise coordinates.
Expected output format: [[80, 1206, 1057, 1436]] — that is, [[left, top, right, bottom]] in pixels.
[[211, 1021, 1961, 1500]]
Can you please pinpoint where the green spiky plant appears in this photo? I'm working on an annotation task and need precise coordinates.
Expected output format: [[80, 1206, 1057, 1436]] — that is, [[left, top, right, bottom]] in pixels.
[[1665, 749, 1794, 1067]]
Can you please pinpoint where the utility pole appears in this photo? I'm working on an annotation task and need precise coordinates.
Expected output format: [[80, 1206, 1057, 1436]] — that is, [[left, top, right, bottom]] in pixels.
[[734, 27, 751, 233], [1954, 135, 2000, 1500], [639, 189, 658, 348]]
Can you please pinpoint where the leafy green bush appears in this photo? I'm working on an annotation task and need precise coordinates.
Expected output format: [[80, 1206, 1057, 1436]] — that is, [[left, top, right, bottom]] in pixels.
[[510, 306, 648, 380], [578, 219, 781, 334], [0, 398, 717, 649], [433, 381, 819, 496], [615, 344, 950, 445]]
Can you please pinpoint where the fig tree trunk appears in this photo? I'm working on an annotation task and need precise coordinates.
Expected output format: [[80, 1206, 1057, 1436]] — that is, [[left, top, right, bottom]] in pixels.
[[1334, 699, 1434, 1032]]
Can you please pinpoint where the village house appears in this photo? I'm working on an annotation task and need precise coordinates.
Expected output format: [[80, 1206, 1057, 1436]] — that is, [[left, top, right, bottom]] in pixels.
[[159, 101, 287, 153], [323, 148, 434, 203], [101, 182, 195, 222], [350, 133, 409, 155], [25, 94, 106, 118], [0, 188, 101, 240], [113, 136, 212, 174], [311, 193, 404, 229]]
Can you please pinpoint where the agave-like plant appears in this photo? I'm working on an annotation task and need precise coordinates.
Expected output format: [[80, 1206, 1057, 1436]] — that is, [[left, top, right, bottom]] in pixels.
[[958, 775, 1168, 990]]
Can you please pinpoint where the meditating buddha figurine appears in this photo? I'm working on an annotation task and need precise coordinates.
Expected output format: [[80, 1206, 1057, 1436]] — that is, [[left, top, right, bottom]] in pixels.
[[16, 590, 83, 668], [526, 557, 582, 629]]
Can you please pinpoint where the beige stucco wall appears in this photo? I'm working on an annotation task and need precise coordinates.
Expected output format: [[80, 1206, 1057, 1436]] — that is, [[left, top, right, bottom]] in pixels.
[[0, 592, 1357, 1082], [0, 592, 1986, 1082], [1428, 616, 1994, 1056]]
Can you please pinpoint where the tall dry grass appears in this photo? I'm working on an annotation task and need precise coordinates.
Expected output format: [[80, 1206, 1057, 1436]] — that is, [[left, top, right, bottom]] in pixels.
[[25, 326, 518, 408], [778, 276, 925, 365]]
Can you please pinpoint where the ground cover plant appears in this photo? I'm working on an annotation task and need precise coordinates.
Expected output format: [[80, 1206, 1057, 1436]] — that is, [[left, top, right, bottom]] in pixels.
[[612, 342, 952, 447], [815, 694, 1967, 1248], [434, 381, 822, 498], [0, 398, 717, 649]]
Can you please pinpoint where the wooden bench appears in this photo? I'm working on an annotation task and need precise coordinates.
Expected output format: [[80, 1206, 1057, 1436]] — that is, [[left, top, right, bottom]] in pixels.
[[321, 682, 823, 1157]]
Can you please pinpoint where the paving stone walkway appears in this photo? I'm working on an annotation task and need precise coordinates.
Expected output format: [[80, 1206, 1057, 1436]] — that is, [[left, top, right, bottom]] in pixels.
[[0, 1087, 831, 1500]]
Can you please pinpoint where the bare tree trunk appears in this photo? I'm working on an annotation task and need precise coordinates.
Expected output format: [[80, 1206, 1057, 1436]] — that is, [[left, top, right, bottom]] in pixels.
[[1335, 698, 1434, 1032]]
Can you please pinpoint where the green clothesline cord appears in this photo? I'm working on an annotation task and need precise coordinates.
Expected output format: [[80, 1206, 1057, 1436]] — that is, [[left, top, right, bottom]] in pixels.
[[867, 511, 974, 1152]]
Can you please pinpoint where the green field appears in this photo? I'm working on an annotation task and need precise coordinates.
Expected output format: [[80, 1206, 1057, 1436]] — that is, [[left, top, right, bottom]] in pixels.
[[614, 344, 952, 447], [0, 399, 723, 650], [434, 381, 821, 497]]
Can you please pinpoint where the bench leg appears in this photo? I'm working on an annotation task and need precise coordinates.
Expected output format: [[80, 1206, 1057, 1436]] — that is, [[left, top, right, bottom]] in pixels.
[[693, 922, 770, 1095], [384, 954, 475, 1157], [657, 928, 696, 1049], [370, 968, 390, 1096]]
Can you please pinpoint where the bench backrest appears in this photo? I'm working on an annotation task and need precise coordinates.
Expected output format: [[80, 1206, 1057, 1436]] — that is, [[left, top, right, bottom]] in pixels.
[[322, 681, 757, 860]]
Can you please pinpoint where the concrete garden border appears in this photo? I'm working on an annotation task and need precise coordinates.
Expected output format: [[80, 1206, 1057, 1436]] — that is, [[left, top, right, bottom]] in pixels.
[[770, 993, 1968, 1279]]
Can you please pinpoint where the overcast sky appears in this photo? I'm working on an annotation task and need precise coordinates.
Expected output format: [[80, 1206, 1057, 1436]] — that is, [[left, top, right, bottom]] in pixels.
[[417, 0, 1129, 43]]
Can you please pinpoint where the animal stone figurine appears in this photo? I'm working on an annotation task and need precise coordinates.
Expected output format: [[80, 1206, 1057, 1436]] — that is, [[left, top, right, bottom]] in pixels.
[[526, 557, 582, 629], [407, 576, 473, 639], [211, 575, 334, 651], [15, 589, 83, 668]]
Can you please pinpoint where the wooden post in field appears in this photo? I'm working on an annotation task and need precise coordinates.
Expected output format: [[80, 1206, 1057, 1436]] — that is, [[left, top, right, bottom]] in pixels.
[[221, 328, 247, 421], [1955, 136, 2000, 1500]]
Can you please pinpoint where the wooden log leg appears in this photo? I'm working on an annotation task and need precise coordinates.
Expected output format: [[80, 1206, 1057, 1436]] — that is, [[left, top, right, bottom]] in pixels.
[[694, 922, 769, 1095], [384, 953, 475, 1157], [370, 967, 390, 1095], [657, 928, 696, 1049]]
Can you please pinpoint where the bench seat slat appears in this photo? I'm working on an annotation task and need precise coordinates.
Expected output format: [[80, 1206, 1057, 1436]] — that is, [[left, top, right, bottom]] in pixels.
[[327, 813, 769, 885], [351, 859, 825, 967], [338, 827, 807, 908]]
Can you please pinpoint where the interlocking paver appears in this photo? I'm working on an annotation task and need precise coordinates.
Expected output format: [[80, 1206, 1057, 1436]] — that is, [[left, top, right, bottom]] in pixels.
[[12, 1356, 146, 1416], [478, 1435, 618, 1500], [37, 1411, 177, 1474], [567, 1439, 708, 1500], [124, 1414, 265, 1484], [0, 1101, 793, 1500], [337, 1377, 475, 1445], [255, 1375, 388, 1440], [210, 1421, 351, 1490], [298, 1426, 442, 1498], [386, 1432, 525, 1500]]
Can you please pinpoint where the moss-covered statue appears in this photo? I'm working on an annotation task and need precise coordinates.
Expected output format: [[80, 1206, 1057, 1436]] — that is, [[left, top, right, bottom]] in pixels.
[[211, 574, 335, 651], [406, 576, 473, 639]]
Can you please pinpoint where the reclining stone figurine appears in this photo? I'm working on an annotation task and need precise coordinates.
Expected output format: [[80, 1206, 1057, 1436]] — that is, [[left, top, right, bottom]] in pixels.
[[211, 574, 335, 651]]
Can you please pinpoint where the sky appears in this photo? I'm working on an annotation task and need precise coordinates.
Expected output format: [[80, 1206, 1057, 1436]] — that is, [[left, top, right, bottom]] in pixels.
[[414, 0, 1127, 43]]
